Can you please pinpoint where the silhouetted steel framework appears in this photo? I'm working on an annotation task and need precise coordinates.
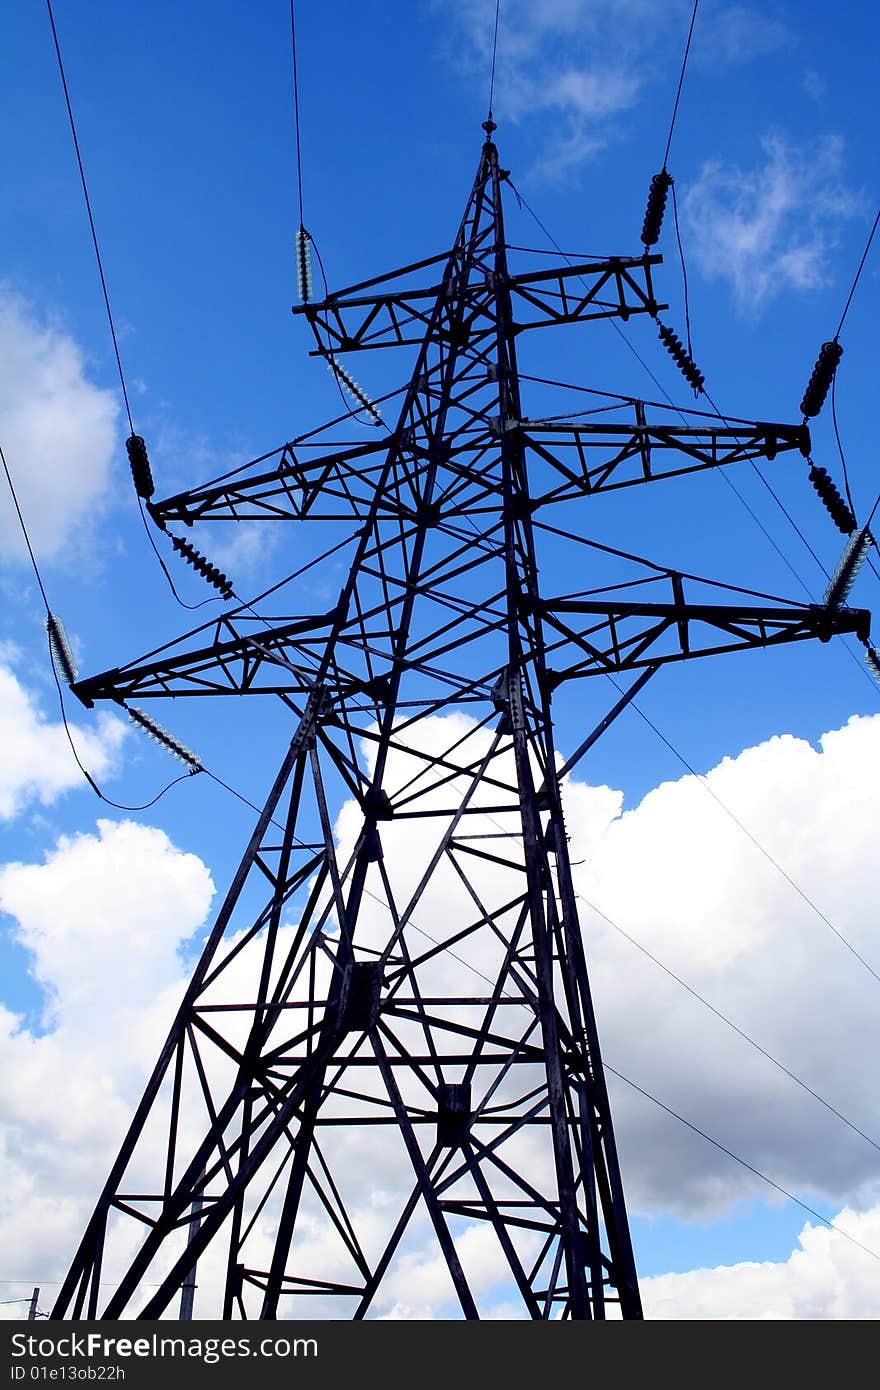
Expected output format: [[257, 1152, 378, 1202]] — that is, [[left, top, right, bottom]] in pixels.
[[53, 131, 868, 1321]]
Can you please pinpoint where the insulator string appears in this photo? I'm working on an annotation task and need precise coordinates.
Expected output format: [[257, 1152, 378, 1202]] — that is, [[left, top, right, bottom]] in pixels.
[[1, 436, 200, 808]]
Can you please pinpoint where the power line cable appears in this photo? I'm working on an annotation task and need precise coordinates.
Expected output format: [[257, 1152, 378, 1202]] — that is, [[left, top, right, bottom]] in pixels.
[[289, 0, 305, 228], [45, 0, 132, 435], [662, 0, 700, 169], [609, 671, 880, 987], [834, 202, 880, 341], [670, 182, 693, 357], [487, 0, 503, 121], [831, 372, 857, 518], [604, 1064, 880, 1267], [46, 0, 220, 613], [460, 785, 880, 1165], [830, 362, 880, 591], [578, 893, 880, 1156]]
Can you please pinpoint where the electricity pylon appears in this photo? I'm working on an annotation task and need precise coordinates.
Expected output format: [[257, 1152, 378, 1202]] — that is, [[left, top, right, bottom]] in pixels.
[[52, 127, 868, 1321]]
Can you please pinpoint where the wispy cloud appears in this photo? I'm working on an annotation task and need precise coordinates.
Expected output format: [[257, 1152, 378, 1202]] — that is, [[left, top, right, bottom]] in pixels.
[[683, 133, 862, 314], [435, 0, 681, 176], [693, 4, 789, 67], [436, 1, 790, 179]]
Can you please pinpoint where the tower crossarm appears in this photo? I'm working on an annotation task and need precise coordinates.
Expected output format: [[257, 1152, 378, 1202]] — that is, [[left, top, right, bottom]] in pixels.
[[294, 253, 665, 355], [148, 436, 398, 526], [140, 414, 804, 531], [504, 254, 664, 332], [70, 609, 359, 706], [519, 417, 811, 499], [532, 593, 870, 683]]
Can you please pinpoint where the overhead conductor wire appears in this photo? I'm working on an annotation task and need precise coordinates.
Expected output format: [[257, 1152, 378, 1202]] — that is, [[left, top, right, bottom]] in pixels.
[[828, 203, 880, 583], [46, 0, 217, 612], [289, 0, 305, 230], [662, 0, 700, 170], [459, 767, 880, 1164], [487, 0, 502, 122]]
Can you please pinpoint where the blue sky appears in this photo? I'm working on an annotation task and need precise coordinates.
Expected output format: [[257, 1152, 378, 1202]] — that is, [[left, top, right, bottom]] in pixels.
[[2, 0, 880, 1317]]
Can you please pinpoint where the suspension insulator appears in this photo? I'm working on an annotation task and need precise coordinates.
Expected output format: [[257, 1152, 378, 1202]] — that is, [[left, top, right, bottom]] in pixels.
[[126, 704, 202, 772], [658, 322, 705, 393], [45, 612, 78, 684], [328, 359, 383, 427], [295, 225, 314, 303], [800, 340, 843, 418], [169, 533, 234, 598], [807, 464, 856, 535], [641, 169, 673, 247], [823, 525, 874, 609], [866, 646, 880, 685], [125, 434, 155, 499]]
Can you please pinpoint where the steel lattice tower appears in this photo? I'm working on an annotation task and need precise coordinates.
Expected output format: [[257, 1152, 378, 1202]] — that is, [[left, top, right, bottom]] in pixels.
[[52, 128, 868, 1321]]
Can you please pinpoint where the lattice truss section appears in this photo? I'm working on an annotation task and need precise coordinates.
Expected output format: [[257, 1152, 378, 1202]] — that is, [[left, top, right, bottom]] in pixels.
[[54, 135, 869, 1323]]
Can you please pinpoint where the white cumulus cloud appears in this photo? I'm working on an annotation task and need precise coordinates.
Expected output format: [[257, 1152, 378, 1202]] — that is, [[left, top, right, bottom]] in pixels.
[[2, 711, 880, 1315], [0, 660, 127, 820], [0, 819, 215, 1310], [0, 289, 120, 564], [643, 1205, 880, 1318]]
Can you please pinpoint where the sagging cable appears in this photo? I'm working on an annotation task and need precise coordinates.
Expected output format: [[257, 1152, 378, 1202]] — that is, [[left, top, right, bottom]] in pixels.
[[126, 433, 155, 499], [169, 534, 234, 599], [800, 340, 843, 419], [126, 705, 202, 773], [46, 612, 78, 685], [657, 320, 704, 394], [295, 225, 314, 303], [824, 525, 874, 609], [808, 463, 856, 535], [641, 170, 673, 247], [327, 359, 383, 426]]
